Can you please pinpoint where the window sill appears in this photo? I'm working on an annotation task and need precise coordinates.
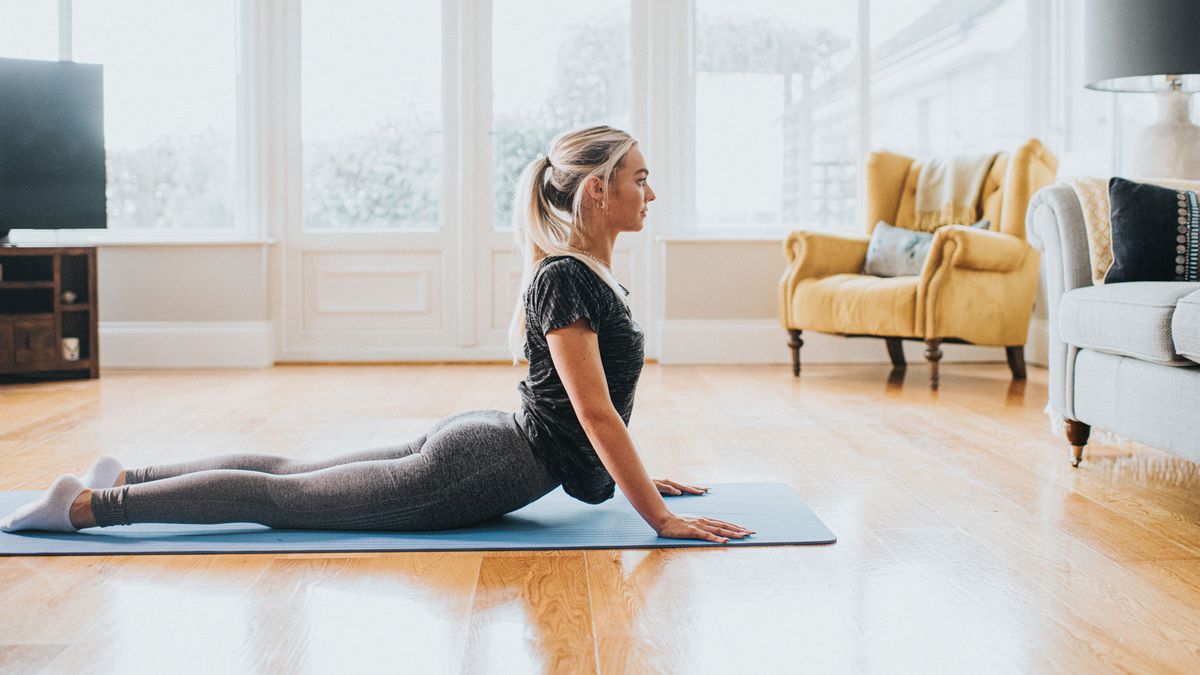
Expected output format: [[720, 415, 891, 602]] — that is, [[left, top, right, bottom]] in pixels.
[[4, 232, 277, 247], [86, 238, 277, 247], [654, 234, 787, 243]]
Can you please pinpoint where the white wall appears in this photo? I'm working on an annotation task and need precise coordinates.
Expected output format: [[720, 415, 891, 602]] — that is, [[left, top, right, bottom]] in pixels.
[[96, 243, 274, 368]]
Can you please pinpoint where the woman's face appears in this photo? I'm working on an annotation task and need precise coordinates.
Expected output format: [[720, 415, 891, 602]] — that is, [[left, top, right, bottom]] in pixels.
[[592, 146, 655, 234]]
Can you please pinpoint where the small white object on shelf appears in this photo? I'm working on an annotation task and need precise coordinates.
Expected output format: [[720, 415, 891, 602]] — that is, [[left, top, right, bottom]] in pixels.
[[61, 338, 80, 362]]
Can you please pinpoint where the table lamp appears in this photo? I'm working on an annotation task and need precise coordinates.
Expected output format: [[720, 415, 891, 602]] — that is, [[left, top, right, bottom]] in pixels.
[[1084, 0, 1200, 179]]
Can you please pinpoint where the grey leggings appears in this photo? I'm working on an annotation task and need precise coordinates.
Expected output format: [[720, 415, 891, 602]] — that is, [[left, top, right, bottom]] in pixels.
[[90, 410, 560, 531]]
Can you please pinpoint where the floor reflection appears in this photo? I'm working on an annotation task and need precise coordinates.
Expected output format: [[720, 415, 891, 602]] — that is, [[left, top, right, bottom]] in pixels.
[[1004, 377, 1026, 406]]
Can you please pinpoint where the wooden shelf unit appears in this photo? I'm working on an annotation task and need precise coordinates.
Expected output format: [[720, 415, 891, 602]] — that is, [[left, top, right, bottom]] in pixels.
[[0, 245, 98, 380]]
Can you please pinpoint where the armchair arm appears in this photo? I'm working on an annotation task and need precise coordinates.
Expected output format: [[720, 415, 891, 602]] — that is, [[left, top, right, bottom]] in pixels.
[[1026, 184, 1093, 294], [1026, 184, 1094, 419], [917, 224, 1041, 347], [921, 225, 1030, 275], [778, 230, 870, 328]]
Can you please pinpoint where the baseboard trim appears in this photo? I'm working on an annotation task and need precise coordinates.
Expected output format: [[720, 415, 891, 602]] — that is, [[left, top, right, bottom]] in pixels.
[[100, 321, 274, 368], [274, 346, 521, 363], [98, 318, 1044, 369], [658, 319, 1017, 365]]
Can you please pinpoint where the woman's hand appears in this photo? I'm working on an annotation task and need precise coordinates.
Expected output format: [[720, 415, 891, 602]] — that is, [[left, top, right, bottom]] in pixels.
[[653, 513, 754, 543], [653, 478, 709, 496]]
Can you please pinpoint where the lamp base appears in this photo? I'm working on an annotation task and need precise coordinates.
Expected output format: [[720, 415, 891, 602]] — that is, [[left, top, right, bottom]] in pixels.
[[1129, 91, 1200, 180]]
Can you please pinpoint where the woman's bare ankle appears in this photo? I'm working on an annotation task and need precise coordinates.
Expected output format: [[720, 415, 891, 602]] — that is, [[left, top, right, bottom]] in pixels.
[[69, 489, 98, 529], [114, 470, 127, 487]]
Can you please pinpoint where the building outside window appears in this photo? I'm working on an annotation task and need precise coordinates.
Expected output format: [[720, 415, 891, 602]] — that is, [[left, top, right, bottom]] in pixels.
[[868, 0, 1028, 160], [695, 0, 858, 234]]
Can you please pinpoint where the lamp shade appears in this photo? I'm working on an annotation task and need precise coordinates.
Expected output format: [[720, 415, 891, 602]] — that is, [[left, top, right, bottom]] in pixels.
[[1085, 0, 1200, 92]]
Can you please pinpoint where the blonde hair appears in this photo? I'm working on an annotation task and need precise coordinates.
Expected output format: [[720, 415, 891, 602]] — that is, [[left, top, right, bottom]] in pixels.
[[507, 125, 638, 364]]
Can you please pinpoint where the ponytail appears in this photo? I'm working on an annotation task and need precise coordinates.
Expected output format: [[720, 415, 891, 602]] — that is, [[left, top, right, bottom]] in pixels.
[[506, 126, 638, 364]]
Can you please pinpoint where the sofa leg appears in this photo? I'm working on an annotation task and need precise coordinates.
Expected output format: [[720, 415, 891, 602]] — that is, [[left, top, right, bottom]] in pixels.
[[1005, 346, 1027, 380], [924, 339, 943, 390], [1065, 419, 1090, 467], [885, 338, 907, 369], [788, 330, 803, 377]]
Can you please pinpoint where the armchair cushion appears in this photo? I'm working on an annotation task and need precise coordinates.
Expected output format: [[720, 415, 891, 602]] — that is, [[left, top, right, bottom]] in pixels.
[[787, 274, 919, 336], [1173, 290, 1200, 365], [1059, 282, 1200, 366]]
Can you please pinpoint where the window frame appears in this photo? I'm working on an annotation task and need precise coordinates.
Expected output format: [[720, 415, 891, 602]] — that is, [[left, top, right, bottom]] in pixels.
[[3, 0, 1075, 244]]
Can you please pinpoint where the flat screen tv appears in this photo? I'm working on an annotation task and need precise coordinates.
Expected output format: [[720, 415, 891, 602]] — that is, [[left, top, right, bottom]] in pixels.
[[0, 57, 106, 245]]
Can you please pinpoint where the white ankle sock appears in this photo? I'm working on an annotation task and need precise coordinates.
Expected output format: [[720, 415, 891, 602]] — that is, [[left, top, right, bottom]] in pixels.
[[0, 474, 85, 532], [82, 454, 124, 489]]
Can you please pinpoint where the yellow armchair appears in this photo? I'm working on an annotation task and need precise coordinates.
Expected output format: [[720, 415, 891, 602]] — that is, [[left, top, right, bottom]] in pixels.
[[779, 138, 1058, 389]]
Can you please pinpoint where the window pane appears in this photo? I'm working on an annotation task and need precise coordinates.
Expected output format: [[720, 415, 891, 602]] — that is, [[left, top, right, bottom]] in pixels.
[[696, 0, 858, 233], [492, 0, 630, 231], [301, 0, 442, 231], [74, 0, 237, 230], [0, 0, 57, 60], [1062, 0, 1114, 174], [870, 0, 1027, 158]]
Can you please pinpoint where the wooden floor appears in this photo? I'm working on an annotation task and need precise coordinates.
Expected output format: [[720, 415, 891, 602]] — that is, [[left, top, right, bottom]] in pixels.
[[3, 362, 1200, 673]]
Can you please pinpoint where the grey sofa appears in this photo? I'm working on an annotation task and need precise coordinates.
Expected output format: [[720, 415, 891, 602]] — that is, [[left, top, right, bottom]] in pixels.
[[1027, 183, 1200, 466]]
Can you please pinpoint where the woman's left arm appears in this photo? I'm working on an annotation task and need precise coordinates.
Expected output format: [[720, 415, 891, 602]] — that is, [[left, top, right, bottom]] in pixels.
[[546, 319, 751, 541], [545, 319, 672, 525]]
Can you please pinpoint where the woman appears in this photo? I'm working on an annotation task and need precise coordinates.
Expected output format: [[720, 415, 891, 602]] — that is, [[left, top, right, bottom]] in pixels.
[[1, 125, 753, 544]]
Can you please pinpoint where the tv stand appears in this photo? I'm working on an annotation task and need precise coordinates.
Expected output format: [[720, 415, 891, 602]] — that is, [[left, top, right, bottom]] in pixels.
[[0, 245, 99, 380]]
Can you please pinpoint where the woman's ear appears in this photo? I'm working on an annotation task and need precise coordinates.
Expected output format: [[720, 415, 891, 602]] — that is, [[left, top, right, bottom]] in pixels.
[[583, 175, 604, 203]]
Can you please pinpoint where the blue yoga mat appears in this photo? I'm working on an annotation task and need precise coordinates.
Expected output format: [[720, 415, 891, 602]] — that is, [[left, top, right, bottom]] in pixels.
[[0, 481, 835, 556]]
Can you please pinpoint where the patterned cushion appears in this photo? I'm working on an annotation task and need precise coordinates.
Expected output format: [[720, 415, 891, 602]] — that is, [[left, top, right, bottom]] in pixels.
[[1063, 178, 1115, 285], [1059, 282, 1200, 365], [1174, 289, 1200, 366], [1108, 177, 1200, 283], [1064, 176, 1200, 285], [862, 219, 990, 278]]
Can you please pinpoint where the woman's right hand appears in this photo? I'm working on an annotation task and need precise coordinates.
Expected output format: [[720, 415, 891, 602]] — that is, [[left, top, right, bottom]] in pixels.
[[653, 513, 754, 543]]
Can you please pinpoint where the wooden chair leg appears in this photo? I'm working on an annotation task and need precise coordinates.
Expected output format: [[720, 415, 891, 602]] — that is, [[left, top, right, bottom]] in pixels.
[[1065, 419, 1090, 467], [787, 330, 803, 377], [924, 339, 943, 390], [1006, 346, 1027, 380], [885, 337, 907, 369]]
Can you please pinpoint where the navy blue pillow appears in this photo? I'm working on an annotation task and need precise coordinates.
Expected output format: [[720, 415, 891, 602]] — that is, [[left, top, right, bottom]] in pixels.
[[1107, 177, 1200, 283]]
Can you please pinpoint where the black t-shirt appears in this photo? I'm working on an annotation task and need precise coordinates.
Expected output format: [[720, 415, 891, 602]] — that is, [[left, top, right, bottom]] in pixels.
[[516, 255, 645, 504]]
